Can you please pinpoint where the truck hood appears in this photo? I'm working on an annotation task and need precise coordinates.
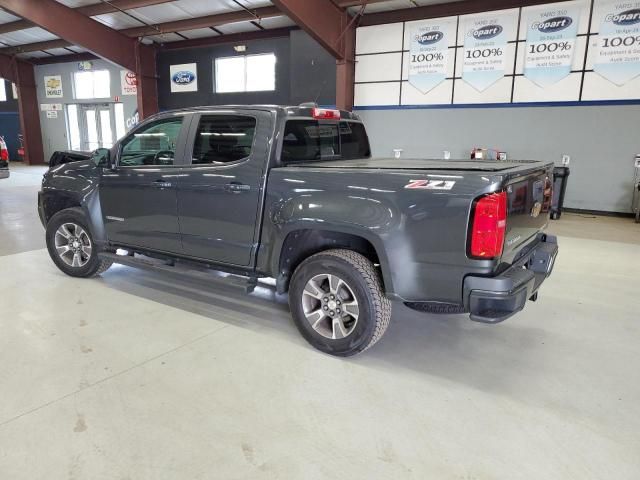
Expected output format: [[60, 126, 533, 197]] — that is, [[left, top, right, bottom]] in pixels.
[[292, 158, 546, 172]]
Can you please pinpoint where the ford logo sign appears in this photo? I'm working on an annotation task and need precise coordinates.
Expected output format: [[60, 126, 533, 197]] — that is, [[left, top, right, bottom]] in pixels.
[[416, 31, 443, 45], [606, 9, 640, 25], [172, 71, 195, 85], [533, 16, 573, 33], [472, 24, 503, 40]]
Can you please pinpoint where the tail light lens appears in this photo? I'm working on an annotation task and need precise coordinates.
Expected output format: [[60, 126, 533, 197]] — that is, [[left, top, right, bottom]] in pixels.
[[0, 148, 8, 161], [312, 107, 340, 120], [469, 192, 507, 259]]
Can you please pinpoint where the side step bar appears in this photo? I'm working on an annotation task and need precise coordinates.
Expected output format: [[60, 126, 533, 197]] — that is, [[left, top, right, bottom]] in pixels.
[[99, 252, 261, 293]]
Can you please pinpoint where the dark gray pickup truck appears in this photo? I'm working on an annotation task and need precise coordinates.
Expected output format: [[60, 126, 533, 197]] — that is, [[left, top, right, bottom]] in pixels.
[[39, 104, 558, 356]]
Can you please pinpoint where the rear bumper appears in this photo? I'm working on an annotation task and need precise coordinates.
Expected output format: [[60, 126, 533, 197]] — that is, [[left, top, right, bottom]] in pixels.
[[0, 167, 9, 179], [463, 234, 558, 323]]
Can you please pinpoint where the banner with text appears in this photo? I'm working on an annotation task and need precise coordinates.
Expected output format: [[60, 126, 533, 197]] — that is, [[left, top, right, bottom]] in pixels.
[[462, 12, 513, 91], [524, 4, 581, 87], [594, 1, 640, 85], [408, 18, 455, 93]]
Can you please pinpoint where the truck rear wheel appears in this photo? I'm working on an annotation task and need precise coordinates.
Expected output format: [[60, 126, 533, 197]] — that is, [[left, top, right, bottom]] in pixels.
[[46, 208, 112, 278], [289, 249, 391, 356]]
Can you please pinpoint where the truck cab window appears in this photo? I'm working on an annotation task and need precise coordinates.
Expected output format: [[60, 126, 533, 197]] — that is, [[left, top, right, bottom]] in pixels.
[[281, 120, 371, 163], [119, 118, 183, 167], [192, 115, 256, 165]]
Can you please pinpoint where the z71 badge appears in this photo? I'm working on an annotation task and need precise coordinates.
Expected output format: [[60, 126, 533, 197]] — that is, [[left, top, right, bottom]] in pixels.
[[404, 179, 456, 190]]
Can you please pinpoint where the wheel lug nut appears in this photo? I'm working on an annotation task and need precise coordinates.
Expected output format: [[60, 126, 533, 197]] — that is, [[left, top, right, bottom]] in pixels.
[[323, 297, 328, 302], [330, 311, 335, 316], [336, 308, 341, 313], [330, 294, 335, 300], [323, 305, 328, 311]]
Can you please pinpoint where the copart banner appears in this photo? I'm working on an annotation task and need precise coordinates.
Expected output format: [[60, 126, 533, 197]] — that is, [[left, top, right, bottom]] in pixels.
[[408, 18, 456, 93]]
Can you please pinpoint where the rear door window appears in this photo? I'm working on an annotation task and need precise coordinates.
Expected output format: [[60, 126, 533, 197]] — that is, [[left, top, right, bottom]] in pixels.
[[281, 120, 370, 163], [191, 115, 256, 165]]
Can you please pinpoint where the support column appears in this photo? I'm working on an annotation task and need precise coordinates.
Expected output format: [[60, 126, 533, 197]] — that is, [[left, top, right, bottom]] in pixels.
[[135, 43, 159, 119], [16, 61, 44, 165], [336, 26, 356, 111]]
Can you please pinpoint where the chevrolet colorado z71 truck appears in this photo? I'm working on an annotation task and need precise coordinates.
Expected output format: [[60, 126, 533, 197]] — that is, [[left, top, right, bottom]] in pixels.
[[39, 105, 558, 356]]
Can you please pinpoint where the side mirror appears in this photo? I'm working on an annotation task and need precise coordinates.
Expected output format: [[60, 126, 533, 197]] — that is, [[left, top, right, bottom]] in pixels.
[[91, 148, 111, 168]]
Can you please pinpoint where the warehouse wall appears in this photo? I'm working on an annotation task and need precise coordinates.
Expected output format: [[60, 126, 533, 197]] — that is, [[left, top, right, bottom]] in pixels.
[[0, 79, 20, 160], [359, 105, 640, 213], [34, 59, 138, 161], [157, 30, 336, 110]]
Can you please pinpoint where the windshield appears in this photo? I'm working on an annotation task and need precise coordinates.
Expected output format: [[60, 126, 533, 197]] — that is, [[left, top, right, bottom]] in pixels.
[[280, 120, 371, 163]]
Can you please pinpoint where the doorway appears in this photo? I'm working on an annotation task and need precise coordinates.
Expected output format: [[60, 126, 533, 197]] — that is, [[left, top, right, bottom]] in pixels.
[[66, 103, 124, 151]]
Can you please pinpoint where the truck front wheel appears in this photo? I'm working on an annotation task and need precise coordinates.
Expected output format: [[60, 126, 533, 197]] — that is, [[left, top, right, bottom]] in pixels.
[[289, 249, 391, 356], [45, 208, 112, 278]]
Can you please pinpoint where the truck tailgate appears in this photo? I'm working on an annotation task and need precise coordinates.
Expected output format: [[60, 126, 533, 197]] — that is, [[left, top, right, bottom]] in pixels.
[[501, 164, 553, 260]]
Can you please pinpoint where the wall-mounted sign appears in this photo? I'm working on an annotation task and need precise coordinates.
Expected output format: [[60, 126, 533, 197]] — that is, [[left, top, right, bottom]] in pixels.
[[523, 3, 581, 87], [40, 103, 63, 111], [46, 110, 58, 119], [120, 70, 138, 95], [170, 63, 198, 93], [462, 12, 512, 91], [408, 18, 455, 93], [78, 61, 93, 71], [594, 1, 640, 85], [44, 75, 63, 98]]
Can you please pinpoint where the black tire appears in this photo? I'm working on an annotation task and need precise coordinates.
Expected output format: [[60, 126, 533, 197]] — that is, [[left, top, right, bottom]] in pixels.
[[46, 208, 112, 278], [289, 249, 391, 356]]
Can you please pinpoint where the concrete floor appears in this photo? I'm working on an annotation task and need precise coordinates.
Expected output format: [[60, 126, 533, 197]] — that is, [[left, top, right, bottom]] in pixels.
[[1, 164, 639, 479]]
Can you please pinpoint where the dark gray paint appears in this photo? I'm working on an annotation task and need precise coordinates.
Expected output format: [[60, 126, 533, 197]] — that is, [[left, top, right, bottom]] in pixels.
[[39, 106, 553, 307], [358, 105, 640, 213]]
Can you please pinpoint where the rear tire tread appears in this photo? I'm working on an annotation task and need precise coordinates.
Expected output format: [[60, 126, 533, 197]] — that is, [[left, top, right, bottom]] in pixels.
[[317, 249, 391, 353]]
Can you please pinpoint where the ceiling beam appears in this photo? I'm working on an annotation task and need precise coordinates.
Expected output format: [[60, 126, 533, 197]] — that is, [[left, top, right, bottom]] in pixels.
[[0, 6, 284, 55], [333, 0, 390, 7], [0, 0, 140, 71], [359, 0, 573, 25], [271, 0, 351, 59], [0, 0, 174, 35], [119, 6, 281, 37], [161, 26, 297, 51]]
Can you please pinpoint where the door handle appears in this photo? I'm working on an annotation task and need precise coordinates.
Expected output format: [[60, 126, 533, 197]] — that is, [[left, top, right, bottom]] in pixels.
[[224, 182, 251, 193], [152, 180, 172, 188]]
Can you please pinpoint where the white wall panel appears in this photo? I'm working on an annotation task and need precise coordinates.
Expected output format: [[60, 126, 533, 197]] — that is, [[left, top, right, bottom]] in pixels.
[[582, 73, 640, 100], [402, 49, 456, 80], [401, 80, 453, 105], [513, 72, 582, 102], [354, 82, 400, 106], [355, 53, 403, 82], [356, 23, 404, 54], [455, 43, 517, 78], [457, 8, 520, 44], [515, 36, 587, 74], [403, 17, 458, 50], [454, 76, 513, 104], [519, 0, 591, 38]]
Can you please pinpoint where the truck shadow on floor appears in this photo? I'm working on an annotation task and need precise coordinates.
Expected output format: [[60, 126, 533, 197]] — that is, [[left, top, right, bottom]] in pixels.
[[99, 263, 553, 400]]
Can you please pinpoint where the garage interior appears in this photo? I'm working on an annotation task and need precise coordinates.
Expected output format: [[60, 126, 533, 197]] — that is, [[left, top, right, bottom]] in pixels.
[[0, 0, 639, 478]]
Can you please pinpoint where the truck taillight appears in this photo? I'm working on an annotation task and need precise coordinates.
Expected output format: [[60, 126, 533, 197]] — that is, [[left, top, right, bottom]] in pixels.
[[312, 107, 340, 120], [469, 191, 507, 259]]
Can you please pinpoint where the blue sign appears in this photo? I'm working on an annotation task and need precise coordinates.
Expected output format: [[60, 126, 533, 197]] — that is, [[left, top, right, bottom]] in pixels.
[[462, 13, 512, 91], [594, 1, 640, 86], [172, 71, 195, 85], [408, 19, 455, 94], [524, 5, 581, 87]]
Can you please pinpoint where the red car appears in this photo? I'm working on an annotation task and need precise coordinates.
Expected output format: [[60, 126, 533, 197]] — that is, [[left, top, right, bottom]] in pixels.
[[0, 136, 10, 179]]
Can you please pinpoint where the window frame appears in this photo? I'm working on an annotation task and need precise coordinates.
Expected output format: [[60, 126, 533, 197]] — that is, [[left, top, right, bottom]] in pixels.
[[213, 53, 276, 94], [276, 118, 372, 165], [115, 113, 192, 169], [184, 112, 259, 169]]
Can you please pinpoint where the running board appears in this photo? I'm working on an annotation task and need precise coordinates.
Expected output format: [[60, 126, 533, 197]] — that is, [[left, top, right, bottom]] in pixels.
[[99, 252, 261, 293]]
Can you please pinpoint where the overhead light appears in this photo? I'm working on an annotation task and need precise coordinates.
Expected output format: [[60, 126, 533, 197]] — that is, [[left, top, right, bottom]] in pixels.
[[234, 45, 247, 52]]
